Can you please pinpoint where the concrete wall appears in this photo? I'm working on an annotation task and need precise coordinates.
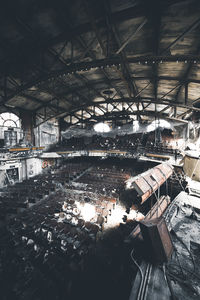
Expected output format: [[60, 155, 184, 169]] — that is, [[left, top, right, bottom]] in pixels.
[[21, 157, 43, 180], [0, 155, 59, 188], [34, 121, 59, 148], [183, 155, 200, 181]]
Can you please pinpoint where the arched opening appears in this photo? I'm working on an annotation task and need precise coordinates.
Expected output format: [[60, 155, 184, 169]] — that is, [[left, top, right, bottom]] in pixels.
[[0, 112, 22, 147]]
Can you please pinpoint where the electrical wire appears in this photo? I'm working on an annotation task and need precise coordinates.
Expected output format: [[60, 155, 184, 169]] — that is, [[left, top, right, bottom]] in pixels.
[[173, 249, 185, 279], [130, 248, 144, 300], [130, 249, 144, 284], [166, 179, 168, 196], [167, 262, 200, 281], [153, 189, 163, 217], [165, 234, 200, 298], [173, 170, 185, 191]]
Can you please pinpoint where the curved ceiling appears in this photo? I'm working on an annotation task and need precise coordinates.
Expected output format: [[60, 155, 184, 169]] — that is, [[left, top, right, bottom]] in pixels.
[[0, 0, 200, 126]]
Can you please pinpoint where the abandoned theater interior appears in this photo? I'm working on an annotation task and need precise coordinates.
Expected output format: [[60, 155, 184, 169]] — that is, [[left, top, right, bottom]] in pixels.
[[1, 0, 200, 299]]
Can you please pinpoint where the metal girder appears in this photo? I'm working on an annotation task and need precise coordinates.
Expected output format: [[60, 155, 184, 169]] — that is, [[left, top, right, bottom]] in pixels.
[[0, 71, 66, 116], [160, 83, 182, 100], [178, 109, 192, 119], [159, 105, 171, 114], [192, 96, 200, 105], [53, 0, 124, 101], [161, 16, 200, 55], [79, 97, 200, 112], [50, 54, 101, 108], [1, 16, 98, 113], [3, 55, 200, 103], [36, 52, 95, 111], [12, 74, 199, 104], [60, 96, 200, 123], [0, 4, 145, 73], [36, 57, 96, 112], [185, 83, 188, 105], [109, 102, 121, 113], [176, 69, 191, 102], [103, 2, 133, 97], [103, 0, 145, 119], [162, 19, 200, 103], [83, 0, 106, 55], [73, 72, 106, 100], [148, 2, 162, 118], [175, 43, 200, 101], [126, 102, 137, 113], [82, 0, 124, 99], [55, 75, 200, 92], [143, 102, 152, 110], [47, 8, 110, 103], [95, 105, 107, 114], [184, 111, 193, 120], [115, 18, 147, 54], [0, 0, 188, 76], [55, 2, 124, 101], [0, 103, 24, 116], [76, 38, 124, 99], [34, 92, 196, 126], [77, 37, 97, 61], [72, 110, 189, 125], [20, 93, 63, 112]]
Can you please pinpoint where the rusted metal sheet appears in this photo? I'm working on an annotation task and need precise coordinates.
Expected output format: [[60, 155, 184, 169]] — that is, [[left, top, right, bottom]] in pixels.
[[130, 195, 171, 239], [132, 163, 173, 203], [140, 217, 174, 263]]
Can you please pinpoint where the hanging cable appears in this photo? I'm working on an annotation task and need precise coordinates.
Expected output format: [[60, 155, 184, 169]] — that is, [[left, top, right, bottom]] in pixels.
[[165, 178, 168, 195], [173, 170, 185, 191], [130, 248, 144, 299], [153, 188, 163, 216]]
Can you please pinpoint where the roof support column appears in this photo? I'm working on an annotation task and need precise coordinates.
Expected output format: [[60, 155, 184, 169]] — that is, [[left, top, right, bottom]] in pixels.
[[20, 111, 36, 146], [58, 118, 62, 144], [185, 83, 188, 105]]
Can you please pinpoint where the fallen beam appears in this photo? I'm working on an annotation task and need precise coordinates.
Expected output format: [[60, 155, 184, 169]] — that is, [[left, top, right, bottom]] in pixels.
[[130, 195, 171, 239]]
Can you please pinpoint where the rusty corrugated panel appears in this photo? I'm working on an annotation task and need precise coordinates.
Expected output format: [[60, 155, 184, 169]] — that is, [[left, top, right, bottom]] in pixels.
[[139, 216, 173, 263], [132, 163, 173, 204], [130, 195, 171, 239], [156, 163, 173, 179]]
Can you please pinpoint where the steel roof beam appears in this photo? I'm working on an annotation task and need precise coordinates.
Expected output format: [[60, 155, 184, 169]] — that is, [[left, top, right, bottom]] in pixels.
[[116, 18, 147, 55], [60, 96, 200, 120], [73, 110, 189, 124], [161, 17, 200, 55], [3, 55, 200, 102]]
